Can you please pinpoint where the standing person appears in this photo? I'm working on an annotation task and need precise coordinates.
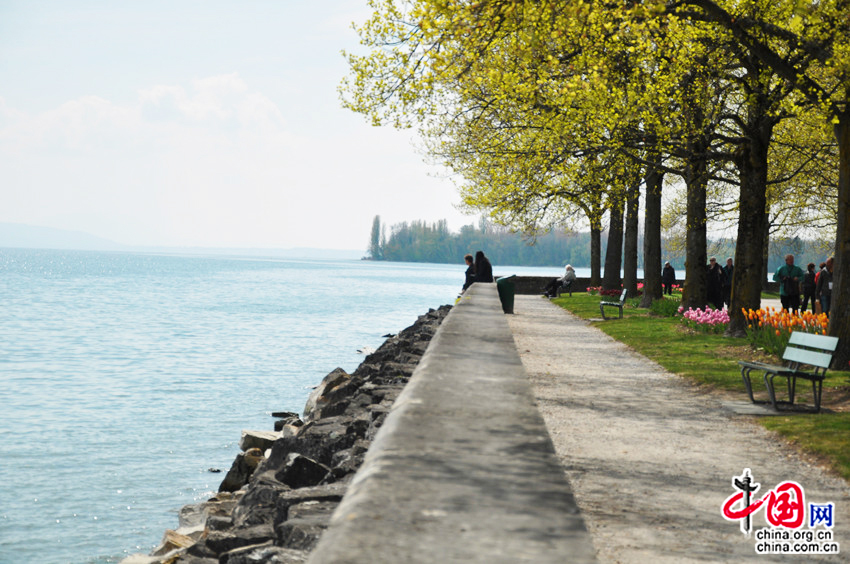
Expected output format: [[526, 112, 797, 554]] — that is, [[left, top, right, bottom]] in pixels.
[[661, 262, 676, 295], [474, 250, 494, 283], [706, 257, 725, 310], [722, 257, 734, 308], [816, 257, 834, 317], [801, 262, 817, 313], [462, 254, 475, 292], [773, 254, 804, 313]]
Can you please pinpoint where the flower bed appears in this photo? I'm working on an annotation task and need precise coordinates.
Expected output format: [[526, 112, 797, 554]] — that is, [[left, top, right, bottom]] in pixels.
[[587, 282, 644, 297], [678, 306, 729, 333], [742, 307, 829, 357]]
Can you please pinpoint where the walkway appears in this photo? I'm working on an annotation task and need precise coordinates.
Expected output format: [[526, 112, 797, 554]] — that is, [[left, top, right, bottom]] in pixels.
[[507, 295, 849, 563]]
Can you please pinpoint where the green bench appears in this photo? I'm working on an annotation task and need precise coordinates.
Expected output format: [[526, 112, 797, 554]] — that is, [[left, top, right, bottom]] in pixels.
[[599, 289, 627, 319], [738, 331, 839, 413]]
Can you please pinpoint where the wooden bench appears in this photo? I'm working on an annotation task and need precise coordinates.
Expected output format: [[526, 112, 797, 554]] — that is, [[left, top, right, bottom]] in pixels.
[[554, 279, 573, 298], [738, 331, 839, 413], [599, 289, 627, 319]]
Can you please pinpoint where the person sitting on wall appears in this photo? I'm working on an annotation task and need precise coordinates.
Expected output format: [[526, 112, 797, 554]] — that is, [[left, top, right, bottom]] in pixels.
[[461, 254, 475, 293], [474, 250, 494, 283]]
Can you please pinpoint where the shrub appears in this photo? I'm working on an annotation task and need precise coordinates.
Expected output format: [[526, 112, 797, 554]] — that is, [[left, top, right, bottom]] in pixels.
[[679, 306, 729, 334], [650, 297, 682, 317]]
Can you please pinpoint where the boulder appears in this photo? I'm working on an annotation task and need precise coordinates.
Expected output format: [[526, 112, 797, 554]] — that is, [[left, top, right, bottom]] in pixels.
[[273, 417, 303, 432], [239, 430, 282, 452], [275, 453, 331, 489], [275, 501, 338, 551], [273, 482, 348, 524], [221, 542, 308, 564], [231, 473, 290, 528], [204, 523, 275, 556], [152, 529, 195, 556], [302, 368, 350, 422], [262, 415, 366, 468], [219, 448, 265, 493], [271, 411, 299, 419]]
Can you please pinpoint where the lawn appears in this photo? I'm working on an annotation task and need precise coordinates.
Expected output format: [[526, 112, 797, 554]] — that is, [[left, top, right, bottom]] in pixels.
[[550, 292, 850, 481]]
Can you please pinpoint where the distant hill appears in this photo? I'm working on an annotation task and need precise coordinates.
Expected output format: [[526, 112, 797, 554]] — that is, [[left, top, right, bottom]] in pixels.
[[0, 222, 365, 260], [0, 222, 126, 251]]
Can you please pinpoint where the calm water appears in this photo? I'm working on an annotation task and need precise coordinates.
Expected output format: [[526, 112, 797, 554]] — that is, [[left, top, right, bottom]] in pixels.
[[0, 248, 560, 564]]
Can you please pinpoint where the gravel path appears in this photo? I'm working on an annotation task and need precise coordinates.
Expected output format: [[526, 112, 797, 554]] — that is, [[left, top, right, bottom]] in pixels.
[[507, 295, 850, 563]]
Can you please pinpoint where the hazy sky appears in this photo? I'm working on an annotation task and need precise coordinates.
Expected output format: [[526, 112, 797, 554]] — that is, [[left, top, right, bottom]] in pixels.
[[0, 0, 474, 250]]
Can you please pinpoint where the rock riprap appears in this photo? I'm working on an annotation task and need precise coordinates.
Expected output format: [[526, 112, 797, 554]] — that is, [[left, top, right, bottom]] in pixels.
[[120, 305, 450, 564]]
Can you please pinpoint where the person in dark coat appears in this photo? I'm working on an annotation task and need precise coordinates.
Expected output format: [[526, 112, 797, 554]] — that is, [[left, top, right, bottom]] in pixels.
[[462, 254, 475, 292], [722, 257, 734, 308], [474, 250, 494, 283], [661, 262, 676, 295], [816, 257, 834, 317], [706, 256, 725, 310], [801, 262, 817, 313]]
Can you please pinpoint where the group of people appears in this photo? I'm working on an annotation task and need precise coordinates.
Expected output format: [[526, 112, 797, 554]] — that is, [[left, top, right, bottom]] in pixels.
[[461, 250, 494, 292], [663, 257, 735, 310], [706, 257, 735, 310], [774, 254, 834, 316]]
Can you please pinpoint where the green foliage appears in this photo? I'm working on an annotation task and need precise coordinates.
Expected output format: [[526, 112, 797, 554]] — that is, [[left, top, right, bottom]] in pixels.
[[649, 296, 682, 317], [762, 415, 850, 481], [377, 219, 595, 266]]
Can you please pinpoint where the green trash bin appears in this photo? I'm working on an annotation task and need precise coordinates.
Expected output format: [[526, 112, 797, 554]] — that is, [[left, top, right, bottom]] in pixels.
[[496, 275, 516, 314]]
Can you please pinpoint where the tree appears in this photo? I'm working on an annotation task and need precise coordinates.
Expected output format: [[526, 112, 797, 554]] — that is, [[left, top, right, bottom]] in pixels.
[[368, 215, 383, 260], [661, 0, 850, 359]]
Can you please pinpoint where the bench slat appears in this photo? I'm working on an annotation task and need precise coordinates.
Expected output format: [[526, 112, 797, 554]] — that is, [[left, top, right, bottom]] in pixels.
[[788, 332, 839, 351], [782, 347, 833, 369]]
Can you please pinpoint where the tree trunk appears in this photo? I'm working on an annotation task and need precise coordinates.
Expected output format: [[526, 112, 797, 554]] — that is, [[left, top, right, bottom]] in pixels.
[[829, 108, 850, 367], [727, 102, 775, 336], [761, 218, 771, 292], [623, 182, 640, 296], [590, 217, 602, 287], [681, 136, 709, 310], [640, 155, 664, 308], [602, 199, 624, 290]]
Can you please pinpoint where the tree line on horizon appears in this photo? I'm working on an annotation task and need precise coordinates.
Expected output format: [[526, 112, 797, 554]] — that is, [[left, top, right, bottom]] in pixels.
[[344, 1, 850, 364], [367, 215, 831, 275]]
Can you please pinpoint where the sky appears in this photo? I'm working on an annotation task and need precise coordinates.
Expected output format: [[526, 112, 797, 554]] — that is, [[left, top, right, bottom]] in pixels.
[[0, 0, 475, 251]]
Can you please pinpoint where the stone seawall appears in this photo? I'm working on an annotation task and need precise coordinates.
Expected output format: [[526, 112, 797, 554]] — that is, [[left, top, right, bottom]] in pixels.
[[121, 305, 452, 564]]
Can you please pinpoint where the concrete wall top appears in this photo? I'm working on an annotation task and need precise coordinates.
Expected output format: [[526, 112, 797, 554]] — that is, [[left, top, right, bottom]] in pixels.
[[307, 283, 596, 563]]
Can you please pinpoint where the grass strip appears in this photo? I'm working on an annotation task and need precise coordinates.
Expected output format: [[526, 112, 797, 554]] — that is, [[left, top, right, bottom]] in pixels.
[[550, 292, 850, 481]]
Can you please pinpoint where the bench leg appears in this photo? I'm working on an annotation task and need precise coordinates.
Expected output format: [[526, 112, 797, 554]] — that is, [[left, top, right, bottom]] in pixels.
[[813, 379, 823, 413], [600, 303, 607, 319], [740, 366, 757, 403], [618, 305, 623, 319], [765, 372, 781, 410]]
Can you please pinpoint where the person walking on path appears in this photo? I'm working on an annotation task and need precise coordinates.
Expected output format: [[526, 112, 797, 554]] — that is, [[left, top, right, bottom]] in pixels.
[[774, 254, 804, 312], [662, 261, 676, 295], [474, 250, 493, 283], [506, 295, 849, 563], [817, 257, 835, 317], [801, 262, 818, 313]]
